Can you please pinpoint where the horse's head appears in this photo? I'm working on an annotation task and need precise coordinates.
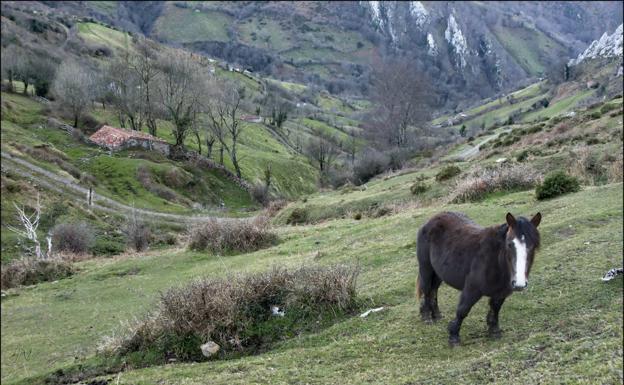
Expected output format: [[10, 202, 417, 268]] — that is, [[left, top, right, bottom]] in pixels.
[[504, 212, 541, 291]]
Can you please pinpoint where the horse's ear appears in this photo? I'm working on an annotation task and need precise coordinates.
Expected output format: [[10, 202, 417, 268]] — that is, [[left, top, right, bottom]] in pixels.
[[506, 212, 516, 228], [531, 212, 542, 228]]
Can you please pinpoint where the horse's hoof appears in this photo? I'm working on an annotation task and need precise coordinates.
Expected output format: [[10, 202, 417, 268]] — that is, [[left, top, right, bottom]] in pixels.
[[448, 336, 460, 347], [488, 328, 502, 339], [432, 313, 442, 322], [422, 317, 434, 325]]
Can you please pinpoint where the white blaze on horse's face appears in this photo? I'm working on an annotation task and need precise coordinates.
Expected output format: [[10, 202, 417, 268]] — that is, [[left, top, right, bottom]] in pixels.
[[512, 235, 528, 290]]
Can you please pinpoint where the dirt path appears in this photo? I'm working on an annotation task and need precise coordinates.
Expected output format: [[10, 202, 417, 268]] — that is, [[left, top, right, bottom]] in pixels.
[[454, 129, 512, 160], [1, 152, 254, 224]]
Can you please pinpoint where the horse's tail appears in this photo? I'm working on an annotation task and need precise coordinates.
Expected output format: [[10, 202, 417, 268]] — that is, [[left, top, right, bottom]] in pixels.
[[415, 225, 429, 300], [415, 275, 422, 299]]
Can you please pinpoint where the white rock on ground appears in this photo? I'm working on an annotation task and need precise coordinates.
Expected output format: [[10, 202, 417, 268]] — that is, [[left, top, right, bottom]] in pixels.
[[200, 341, 220, 357]]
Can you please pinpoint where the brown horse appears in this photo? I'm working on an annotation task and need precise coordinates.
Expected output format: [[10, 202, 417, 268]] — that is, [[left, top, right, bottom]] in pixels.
[[416, 211, 541, 346]]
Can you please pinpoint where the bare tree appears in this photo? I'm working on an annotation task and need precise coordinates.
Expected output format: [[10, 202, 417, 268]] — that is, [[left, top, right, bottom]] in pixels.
[[204, 81, 245, 178], [157, 53, 205, 150], [305, 132, 339, 176], [1, 45, 21, 93], [130, 39, 162, 136], [107, 53, 144, 131], [53, 60, 95, 127], [368, 59, 431, 149], [7, 194, 51, 259]]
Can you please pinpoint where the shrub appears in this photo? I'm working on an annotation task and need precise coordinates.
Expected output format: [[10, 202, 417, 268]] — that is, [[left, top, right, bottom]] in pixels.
[[250, 183, 269, 205], [608, 154, 623, 183], [1, 257, 74, 289], [188, 217, 277, 254], [570, 147, 606, 185], [265, 199, 287, 217], [125, 216, 152, 252], [99, 265, 359, 364], [410, 181, 429, 195], [525, 124, 544, 134], [516, 150, 529, 162], [435, 165, 461, 181], [589, 111, 602, 120], [286, 207, 309, 225], [353, 212, 362, 220], [92, 238, 126, 256], [51, 222, 95, 254], [451, 164, 542, 203], [535, 171, 580, 200], [600, 103, 619, 114], [353, 148, 389, 184]]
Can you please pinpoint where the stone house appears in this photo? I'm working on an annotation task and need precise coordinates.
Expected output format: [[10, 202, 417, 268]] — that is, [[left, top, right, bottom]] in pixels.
[[89, 125, 170, 156]]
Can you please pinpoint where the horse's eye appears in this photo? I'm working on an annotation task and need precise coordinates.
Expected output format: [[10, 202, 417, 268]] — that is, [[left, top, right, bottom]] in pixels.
[[507, 241, 514, 249]]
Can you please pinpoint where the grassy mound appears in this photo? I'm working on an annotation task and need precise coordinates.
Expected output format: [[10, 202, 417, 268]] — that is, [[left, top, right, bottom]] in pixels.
[[100, 265, 359, 366]]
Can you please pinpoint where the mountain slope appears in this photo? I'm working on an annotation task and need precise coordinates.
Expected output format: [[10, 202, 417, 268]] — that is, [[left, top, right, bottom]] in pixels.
[[34, 1, 623, 106]]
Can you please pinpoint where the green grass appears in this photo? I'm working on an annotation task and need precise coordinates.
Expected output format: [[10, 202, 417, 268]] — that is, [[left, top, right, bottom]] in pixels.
[[2, 183, 621, 384], [431, 81, 547, 126], [77, 22, 132, 51], [153, 6, 232, 43], [1, 93, 256, 213], [298, 118, 351, 143], [522, 90, 595, 123], [266, 78, 308, 94], [89, 101, 317, 199], [492, 23, 565, 76], [238, 17, 294, 52]]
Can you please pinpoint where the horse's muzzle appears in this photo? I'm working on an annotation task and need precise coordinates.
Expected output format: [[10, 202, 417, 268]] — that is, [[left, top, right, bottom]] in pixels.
[[511, 281, 528, 291]]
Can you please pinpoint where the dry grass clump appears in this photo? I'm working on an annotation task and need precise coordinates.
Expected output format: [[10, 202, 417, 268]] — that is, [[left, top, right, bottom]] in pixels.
[[569, 147, 610, 185], [188, 217, 277, 254], [1, 257, 74, 290], [450, 163, 542, 203], [51, 221, 95, 254], [264, 199, 287, 217], [99, 265, 359, 365], [607, 153, 623, 183]]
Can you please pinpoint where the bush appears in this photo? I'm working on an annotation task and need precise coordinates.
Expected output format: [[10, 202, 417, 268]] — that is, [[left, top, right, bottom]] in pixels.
[[353, 148, 389, 184], [451, 164, 542, 203], [600, 103, 619, 114], [286, 207, 309, 225], [589, 111, 602, 120], [265, 199, 287, 217], [525, 124, 544, 134], [99, 265, 359, 364], [250, 183, 269, 205], [1, 257, 74, 289], [188, 217, 277, 254], [92, 238, 126, 256], [410, 181, 429, 195], [516, 150, 529, 162], [125, 216, 152, 252], [51, 222, 95, 254], [435, 165, 461, 181], [535, 171, 580, 200], [570, 147, 606, 185]]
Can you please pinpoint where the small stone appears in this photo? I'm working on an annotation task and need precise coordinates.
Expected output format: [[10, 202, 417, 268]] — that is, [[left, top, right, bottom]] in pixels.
[[200, 341, 220, 358]]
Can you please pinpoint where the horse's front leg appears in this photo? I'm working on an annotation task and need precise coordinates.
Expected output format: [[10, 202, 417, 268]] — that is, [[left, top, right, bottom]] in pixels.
[[486, 296, 506, 339], [448, 288, 481, 347]]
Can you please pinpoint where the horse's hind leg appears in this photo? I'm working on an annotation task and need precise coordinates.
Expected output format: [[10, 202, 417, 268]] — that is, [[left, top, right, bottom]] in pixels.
[[417, 268, 440, 323], [430, 274, 443, 321]]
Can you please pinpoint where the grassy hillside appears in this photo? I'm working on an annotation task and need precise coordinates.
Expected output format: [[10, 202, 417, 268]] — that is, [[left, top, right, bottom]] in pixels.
[[2, 183, 621, 384], [2, 67, 622, 383]]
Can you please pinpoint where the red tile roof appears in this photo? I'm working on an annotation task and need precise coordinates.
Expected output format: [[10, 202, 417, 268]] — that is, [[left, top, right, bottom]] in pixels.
[[89, 125, 167, 149]]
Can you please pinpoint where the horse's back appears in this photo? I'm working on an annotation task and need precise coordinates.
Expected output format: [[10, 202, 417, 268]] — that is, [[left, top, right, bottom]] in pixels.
[[417, 212, 482, 290], [419, 212, 480, 239]]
